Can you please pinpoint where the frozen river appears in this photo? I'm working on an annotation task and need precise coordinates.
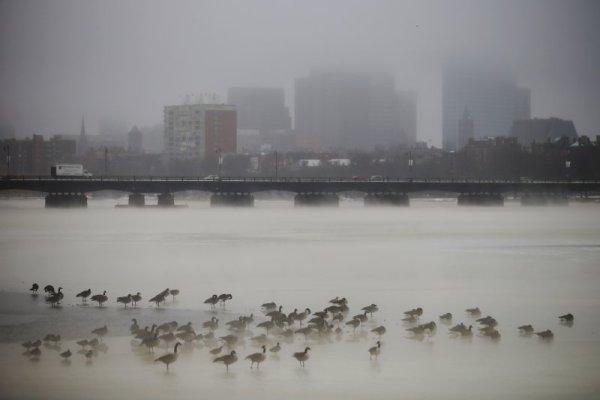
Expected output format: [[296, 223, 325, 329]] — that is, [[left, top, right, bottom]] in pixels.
[[0, 198, 599, 399]]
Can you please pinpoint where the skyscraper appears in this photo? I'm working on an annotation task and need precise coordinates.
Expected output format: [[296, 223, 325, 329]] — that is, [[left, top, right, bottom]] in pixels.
[[442, 63, 519, 151], [227, 87, 291, 135], [295, 68, 414, 151]]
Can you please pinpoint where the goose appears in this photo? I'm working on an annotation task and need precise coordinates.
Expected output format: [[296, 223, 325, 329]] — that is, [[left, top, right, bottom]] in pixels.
[[325, 305, 343, 314], [362, 304, 379, 317], [330, 297, 347, 305], [466, 307, 481, 316], [44, 285, 55, 295], [421, 321, 437, 332], [90, 291, 108, 307], [31, 339, 42, 348], [30, 283, 39, 294], [210, 346, 223, 355], [76, 339, 89, 348], [345, 318, 360, 332], [295, 326, 313, 340], [226, 317, 246, 332], [60, 349, 72, 360], [261, 301, 277, 311], [169, 289, 180, 301], [84, 349, 94, 360], [92, 325, 108, 341], [269, 342, 281, 354], [154, 342, 181, 372], [245, 345, 267, 369], [313, 310, 328, 319], [204, 294, 219, 309], [241, 314, 254, 324], [76, 289, 91, 302], [292, 347, 311, 367], [406, 325, 426, 335], [131, 292, 142, 307], [46, 288, 63, 307], [256, 320, 275, 334], [142, 333, 160, 352], [368, 341, 381, 360], [29, 347, 42, 358], [214, 350, 238, 372], [476, 316, 497, 327], [352, 311, 369, 325], [559, 313, 574, 322], [439, 313, 453, 321], [217, 293, 232, 306], [449, 323, 472, 336], [149, 292, 166, 308], [130, 319, 139, 334], [481, 329, 501, 339], [266, 305, 284, 319], [295, 308, 311, 324], [21, 340, 33, 350], [518, 324, 534, 334], [250, 334, 268, 346], [404, 307, 423, 318], [159, 332, 177, 345], [175, 330, 197, 343], [332, 313, 345, 325], [157, 321, 175, 334], [203, 317, 219, 331], [219, 334, 239, 348], [177, 322, 194, 333], [535, 329, 554, 339], [117, 294, 132, 309], [44, 334, 61, 343], [371, 325, 386, 337], [88, 338, 100, 348]]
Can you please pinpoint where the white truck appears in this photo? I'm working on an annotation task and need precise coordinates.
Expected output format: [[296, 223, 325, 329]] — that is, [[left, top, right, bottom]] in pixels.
[[50, 164, 92, 178]]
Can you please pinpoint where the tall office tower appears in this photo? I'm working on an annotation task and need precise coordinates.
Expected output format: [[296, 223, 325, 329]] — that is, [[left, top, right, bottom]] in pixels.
[[457, 109, 475, 149], [164, 103, 236, 161], [514, 87, 531, 121], [397, 91, 417, 145], [227, 87, 291, 135], [295, 68, 412, 151], [442, 62, 517, 151]]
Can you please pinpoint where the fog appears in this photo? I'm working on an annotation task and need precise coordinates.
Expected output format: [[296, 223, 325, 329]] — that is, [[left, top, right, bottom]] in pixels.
[[1, 199, 599, 399], [1, 0, 599, 144]]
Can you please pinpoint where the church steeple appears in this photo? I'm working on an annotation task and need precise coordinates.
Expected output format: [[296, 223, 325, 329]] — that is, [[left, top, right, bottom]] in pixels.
[[78, 115, 89, 156]]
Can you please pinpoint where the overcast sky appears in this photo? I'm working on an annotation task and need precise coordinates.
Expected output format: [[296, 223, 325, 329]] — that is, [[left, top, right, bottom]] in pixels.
[[1, 0, 599, 145]]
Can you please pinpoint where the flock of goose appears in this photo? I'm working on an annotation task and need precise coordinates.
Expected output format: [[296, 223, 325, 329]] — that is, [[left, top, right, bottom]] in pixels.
[[21, 284, 574, 373]]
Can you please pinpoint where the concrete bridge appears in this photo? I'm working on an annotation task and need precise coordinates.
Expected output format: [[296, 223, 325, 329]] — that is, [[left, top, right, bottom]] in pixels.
[[1, 176, 598, 207]]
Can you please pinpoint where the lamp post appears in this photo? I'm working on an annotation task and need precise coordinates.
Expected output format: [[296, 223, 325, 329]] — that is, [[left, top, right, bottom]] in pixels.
[[408, 151, 414, 180], [3, 144, 9, 178], [104, 147, 108, 176], [565, 160, 571, 182], [216, 148, 223, 176], [275, 151, 278, 179]]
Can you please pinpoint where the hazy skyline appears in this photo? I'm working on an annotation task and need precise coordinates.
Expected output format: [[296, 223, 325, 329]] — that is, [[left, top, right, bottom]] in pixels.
[[1, 0, 599, 146]]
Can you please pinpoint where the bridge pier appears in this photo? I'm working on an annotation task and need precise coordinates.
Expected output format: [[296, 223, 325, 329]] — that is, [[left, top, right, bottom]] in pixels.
[[457, 193, 504, 206], [128, 193, 145, 207], [294, 193, 339, 207], [364, 193, 409, 207], [45, 193, 87, 208], [157, 193, 175, 207], [521, 194, 568, 206], [210, 193, 254, 207]]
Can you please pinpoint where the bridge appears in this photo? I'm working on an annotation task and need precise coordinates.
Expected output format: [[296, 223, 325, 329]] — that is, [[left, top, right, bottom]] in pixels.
[[1, 176, 598, 207]]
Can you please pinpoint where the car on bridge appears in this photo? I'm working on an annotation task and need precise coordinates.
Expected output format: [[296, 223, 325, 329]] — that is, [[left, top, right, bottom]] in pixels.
[[204, 175, 220, 181]]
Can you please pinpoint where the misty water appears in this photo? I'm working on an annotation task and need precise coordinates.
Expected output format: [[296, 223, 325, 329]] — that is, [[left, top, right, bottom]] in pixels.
[[0, 198, 599, 399]]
